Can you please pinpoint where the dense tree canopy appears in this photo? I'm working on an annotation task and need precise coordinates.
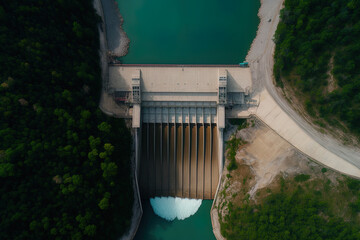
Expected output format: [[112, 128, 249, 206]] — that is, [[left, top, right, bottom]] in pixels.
[[274, 0, 360, 135], [0, 1, 133, 239]]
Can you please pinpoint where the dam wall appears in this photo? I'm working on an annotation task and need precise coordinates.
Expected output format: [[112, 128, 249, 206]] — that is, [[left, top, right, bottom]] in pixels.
[[107, 65, 252, 199], [139, 123, 219, 199]]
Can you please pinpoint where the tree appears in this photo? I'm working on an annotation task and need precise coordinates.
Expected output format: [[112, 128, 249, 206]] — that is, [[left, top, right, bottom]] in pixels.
[[0, 1, 133, 239], [101, 162, 118, 179], [98, 192, 111, 210], [97, 122, 111, 133]]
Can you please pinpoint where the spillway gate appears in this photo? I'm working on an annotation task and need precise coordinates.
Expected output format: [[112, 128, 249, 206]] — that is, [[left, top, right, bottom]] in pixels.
[[107, 65, 252, 200], [140, 123, 219, 199]]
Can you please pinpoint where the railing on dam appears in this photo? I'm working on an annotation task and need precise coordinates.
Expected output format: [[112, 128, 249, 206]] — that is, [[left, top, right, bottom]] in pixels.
[[139, 123, 219, 199], [106, 64, 243, 199], [109, 63, 241, 68]]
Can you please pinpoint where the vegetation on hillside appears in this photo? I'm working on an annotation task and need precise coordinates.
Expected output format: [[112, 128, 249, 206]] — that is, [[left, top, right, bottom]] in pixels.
[[226, 136, 246, 171], [226, 119, 249, 171], [0, 1, 133, 239], [219, 120, 360, 240], [274, 0, 360, 136], [220, 174, 360, 240]]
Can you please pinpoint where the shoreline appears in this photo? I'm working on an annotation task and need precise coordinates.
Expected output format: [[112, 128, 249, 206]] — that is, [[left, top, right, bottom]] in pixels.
[[246, 0, 284, 94], [94, 1, 143, 240], [112, 0, 130, 57], [102, 0, 130, 57], [98, 0, 360, 238], [211, 0, 285, 239], [245, 0, 265, 62]]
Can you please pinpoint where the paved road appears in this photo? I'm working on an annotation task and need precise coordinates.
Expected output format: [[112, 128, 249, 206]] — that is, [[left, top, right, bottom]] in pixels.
[[263, 44, 360, 169], [248, 0, 360, 176]]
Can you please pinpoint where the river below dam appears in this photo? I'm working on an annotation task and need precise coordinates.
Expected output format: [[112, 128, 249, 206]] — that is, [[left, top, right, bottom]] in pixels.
[[115, 0, 260, 238], [134, 200, 215, 240]]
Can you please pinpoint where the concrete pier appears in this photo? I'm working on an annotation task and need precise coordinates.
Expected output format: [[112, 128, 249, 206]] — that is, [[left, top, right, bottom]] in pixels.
[[139, 123, 219, 199]]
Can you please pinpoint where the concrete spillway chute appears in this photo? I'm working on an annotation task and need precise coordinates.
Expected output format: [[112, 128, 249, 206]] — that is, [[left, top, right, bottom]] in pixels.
[[108, 65, 252, 199]]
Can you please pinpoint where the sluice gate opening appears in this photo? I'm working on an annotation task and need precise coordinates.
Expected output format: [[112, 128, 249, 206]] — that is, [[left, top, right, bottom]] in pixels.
[[140, 123, 219, 199]]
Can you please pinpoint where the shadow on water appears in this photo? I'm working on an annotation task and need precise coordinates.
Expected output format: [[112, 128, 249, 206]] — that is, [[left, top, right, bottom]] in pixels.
[[101, 0, 123, 53], [134, 200, 216, 240]]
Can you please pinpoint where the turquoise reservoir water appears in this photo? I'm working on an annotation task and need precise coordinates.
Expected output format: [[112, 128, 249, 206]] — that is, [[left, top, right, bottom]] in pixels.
[[116, 0, 260, 64], [116, 0, 260, 238], [134, 200, 216, 240]]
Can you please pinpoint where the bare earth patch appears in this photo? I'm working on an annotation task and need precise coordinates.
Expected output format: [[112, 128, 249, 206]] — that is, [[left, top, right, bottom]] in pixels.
[[326, 54, 338, 93], [211, 117, 352, 239], [217, 118, 311, 205]]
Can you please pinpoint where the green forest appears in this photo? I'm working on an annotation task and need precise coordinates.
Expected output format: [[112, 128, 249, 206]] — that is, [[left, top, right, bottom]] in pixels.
[[221, 176, 360, 240], [0, 1, 133, 239], [274, 0, 360, 135]]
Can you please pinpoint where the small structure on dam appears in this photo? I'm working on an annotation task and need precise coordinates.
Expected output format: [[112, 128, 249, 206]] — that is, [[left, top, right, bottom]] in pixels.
[[107, 64, 252, 199]]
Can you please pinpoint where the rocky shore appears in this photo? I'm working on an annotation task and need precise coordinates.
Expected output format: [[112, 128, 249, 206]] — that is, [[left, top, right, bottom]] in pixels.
[[211, 0, 285, 239], [101, 0, 130, 57]]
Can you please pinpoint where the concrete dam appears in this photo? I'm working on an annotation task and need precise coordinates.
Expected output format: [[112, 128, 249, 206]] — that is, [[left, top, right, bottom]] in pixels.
[[140, 122, 218, 199], [105, 64, 252, 199]]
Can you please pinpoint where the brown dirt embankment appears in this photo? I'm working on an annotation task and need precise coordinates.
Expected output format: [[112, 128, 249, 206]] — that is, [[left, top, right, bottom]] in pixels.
[[211, 117, 358, 239]]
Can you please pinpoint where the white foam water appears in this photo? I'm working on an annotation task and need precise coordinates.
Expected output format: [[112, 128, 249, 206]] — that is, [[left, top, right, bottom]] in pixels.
[[150, 197, 202, 221]]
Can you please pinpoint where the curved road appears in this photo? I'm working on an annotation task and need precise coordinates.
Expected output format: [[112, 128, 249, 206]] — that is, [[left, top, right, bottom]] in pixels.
[[248, 0, 360, 176]]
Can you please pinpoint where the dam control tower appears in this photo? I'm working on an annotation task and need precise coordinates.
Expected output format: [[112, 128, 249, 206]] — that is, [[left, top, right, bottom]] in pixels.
[[106, 64, 252, 199]]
